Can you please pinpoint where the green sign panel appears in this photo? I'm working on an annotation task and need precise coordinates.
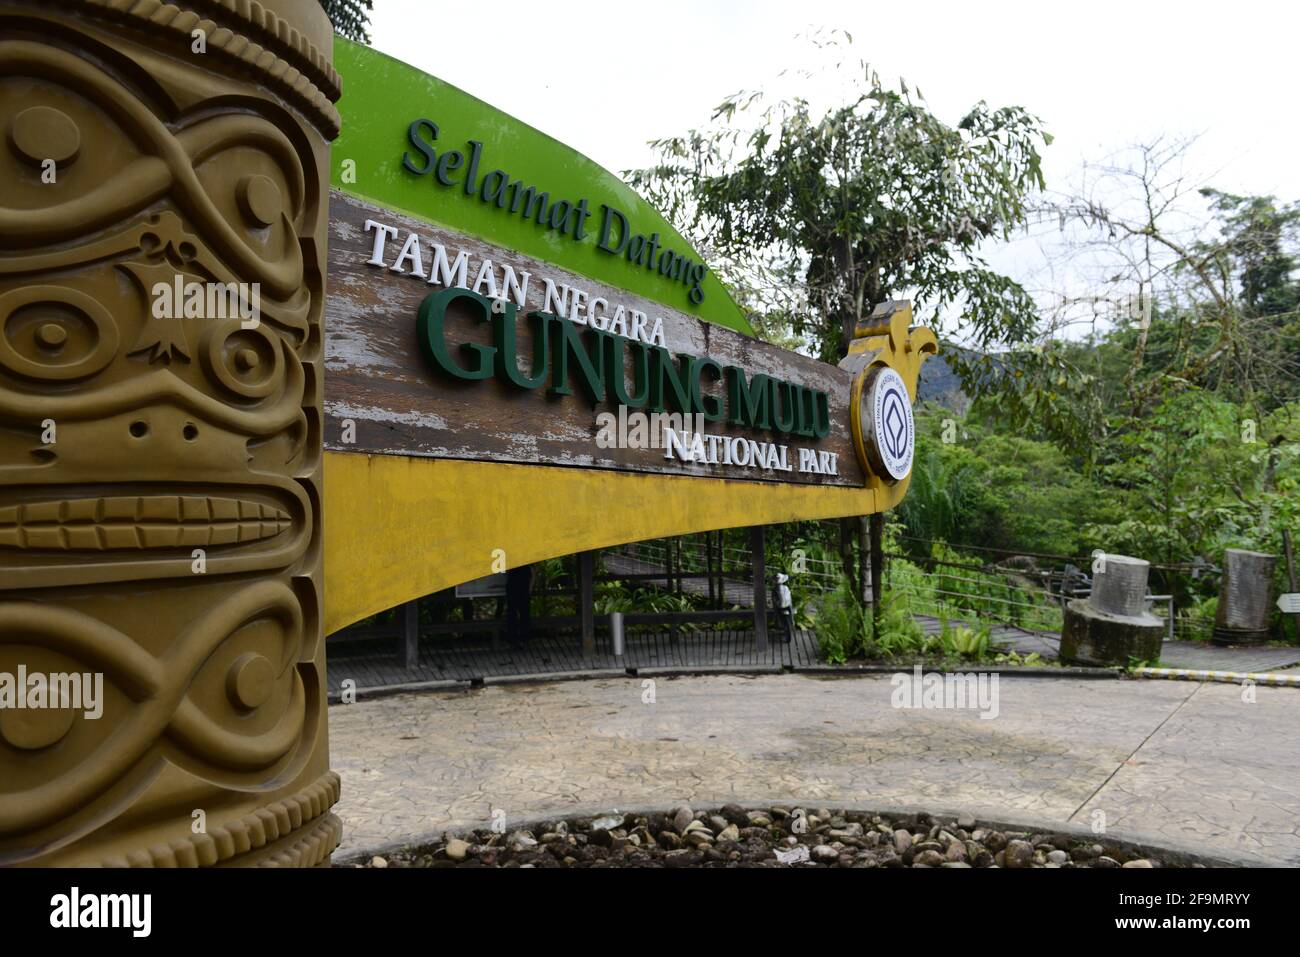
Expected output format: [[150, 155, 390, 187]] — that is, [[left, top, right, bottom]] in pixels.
[[330, 38, 755, 336]]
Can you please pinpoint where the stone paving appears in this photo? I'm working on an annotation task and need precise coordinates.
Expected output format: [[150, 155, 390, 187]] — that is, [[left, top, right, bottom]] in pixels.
[[328, 673, 1300, 865]]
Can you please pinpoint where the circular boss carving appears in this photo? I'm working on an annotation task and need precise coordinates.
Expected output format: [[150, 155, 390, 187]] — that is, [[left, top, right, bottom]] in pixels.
[[860, 366, 915, 483], [237, 174, 283, 228], [8, 105, 81, 168], [227, 652, 277, 711], [0, 704, 77, 751], [0, 286, 119, 381], [201, 320, 284, 399]]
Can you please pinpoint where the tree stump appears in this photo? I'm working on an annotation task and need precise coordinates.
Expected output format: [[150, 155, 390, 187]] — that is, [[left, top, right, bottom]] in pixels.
[[1213, 549, 1276, 646], [1059, 554, 1164, 666]]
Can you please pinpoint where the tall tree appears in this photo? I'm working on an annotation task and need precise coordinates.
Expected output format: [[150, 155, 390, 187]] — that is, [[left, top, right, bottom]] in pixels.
[[1041, 140, 1300, 423], [319, 0, 374, 43], [1199, 189, 1300, 409], [628, 37, 1051, 366], [630, 36, 1052, 609], [1203, 190, 1300, 320]]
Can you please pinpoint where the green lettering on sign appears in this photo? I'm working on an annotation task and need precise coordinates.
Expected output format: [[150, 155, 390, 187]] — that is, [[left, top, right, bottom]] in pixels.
[[417, 287, 494, 381]]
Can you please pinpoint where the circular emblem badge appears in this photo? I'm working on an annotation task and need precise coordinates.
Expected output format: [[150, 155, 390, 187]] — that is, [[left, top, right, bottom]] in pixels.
[[861, 367, 914, 482]]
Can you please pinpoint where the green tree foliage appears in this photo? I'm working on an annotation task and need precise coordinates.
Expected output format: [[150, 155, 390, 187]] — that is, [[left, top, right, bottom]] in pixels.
[[1195, 190, 1300, 408], [1089, 389, 1300, 571], [974, 144, 1300, 473], [628, 33, 1051, 365], [1204, 190, 1300, 321], [1037, 143, 1300, 436], [897, 404, 1125, 558], [319, 0, 373, 43]]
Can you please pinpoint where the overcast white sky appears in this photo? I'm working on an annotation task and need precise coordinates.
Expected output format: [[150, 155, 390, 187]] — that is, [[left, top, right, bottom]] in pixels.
[[368, 0, 1299, 340]]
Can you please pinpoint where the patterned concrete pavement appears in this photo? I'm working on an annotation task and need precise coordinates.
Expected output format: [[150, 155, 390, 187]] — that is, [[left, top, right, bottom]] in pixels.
[[327, 673, 1300, 865]]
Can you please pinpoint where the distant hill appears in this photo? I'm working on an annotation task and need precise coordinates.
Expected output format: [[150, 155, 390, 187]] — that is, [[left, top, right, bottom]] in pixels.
[[916, 351, 969, 412]]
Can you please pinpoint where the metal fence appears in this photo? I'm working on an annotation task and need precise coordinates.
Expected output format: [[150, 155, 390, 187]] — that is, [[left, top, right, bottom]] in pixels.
[[583, 528, 1225, 642]]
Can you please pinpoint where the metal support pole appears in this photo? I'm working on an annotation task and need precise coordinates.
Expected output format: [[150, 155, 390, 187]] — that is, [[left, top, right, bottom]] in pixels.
[[869, 513, 884, 629], [716, 531, 725, 603], [579, 550, 596, 657], [610, 611, 625, 657], [751, 525, 768, 651], [706, 532, 716, 604], [402, 599, 420, 670], [858, 515, 871, 605], [1283, 529, 1299, 640]]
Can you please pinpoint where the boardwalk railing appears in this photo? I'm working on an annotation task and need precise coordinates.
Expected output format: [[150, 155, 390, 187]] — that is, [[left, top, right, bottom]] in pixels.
[[329, 528, 1223, 692], [614, 532, 1210, 643]]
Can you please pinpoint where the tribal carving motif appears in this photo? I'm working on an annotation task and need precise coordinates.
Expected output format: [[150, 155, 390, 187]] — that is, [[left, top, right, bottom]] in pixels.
[[0, 0, 338, 865]]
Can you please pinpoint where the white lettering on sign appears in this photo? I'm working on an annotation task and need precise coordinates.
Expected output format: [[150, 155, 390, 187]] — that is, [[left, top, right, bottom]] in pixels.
[[660, 427, 835, 477], [361, 217, 668, 348]]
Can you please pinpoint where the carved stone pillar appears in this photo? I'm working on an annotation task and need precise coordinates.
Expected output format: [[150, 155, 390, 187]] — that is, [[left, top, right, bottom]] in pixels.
[[0, 0, 340, 865]]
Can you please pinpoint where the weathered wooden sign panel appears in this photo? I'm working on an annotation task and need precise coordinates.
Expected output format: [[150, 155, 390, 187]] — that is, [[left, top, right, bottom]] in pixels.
[[324, 191, 865, 487]]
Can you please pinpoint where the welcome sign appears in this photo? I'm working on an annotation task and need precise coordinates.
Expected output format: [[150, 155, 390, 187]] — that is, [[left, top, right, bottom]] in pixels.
[[321, 42, 894, 489], [0, 1, 936, 868], [321, 37, 936, 636], [325, 191, 860, 485]]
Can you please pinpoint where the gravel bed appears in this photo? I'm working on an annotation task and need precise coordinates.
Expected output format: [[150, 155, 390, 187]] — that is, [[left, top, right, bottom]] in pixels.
[[356, 805, 1219, 868]]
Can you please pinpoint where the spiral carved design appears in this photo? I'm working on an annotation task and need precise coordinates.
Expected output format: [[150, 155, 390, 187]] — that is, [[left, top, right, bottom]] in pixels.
[[0, 0, 338, 866]]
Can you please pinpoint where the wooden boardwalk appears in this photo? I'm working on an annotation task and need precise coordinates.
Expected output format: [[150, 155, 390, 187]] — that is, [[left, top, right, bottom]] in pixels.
[[326, 627, 821, 696], [604, 549, 1064, 654], [603, 551, 755, 606], [325, 549, 1298, 695]]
